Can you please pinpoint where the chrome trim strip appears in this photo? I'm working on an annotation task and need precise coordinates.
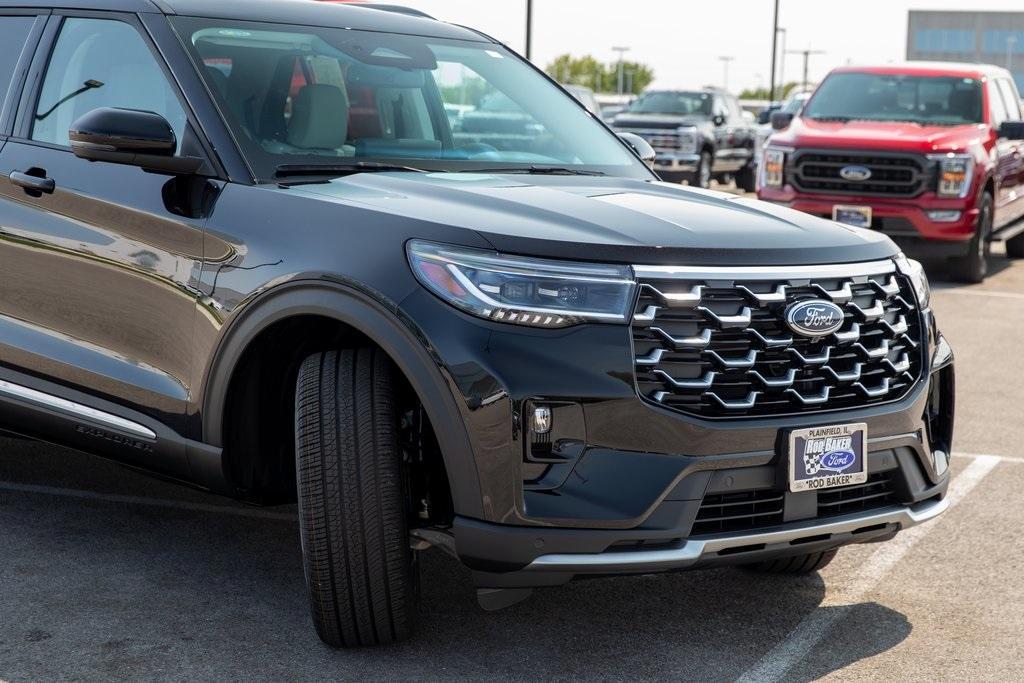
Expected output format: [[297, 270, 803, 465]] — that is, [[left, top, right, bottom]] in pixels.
[[525, 498, 948, 573], [0, 378, 156, 440], [633, 259, 896, 281]]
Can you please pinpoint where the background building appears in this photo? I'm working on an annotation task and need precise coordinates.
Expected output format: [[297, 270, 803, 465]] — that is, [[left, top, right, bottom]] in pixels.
[[907, 10, 1024, 90]]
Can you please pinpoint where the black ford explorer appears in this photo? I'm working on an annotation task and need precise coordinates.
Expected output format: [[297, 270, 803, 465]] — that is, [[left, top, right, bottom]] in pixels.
[[0, 0, 954, 647]]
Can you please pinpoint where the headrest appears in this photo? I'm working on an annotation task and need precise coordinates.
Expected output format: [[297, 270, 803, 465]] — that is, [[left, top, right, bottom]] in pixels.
[[287, 84, 349, 150]]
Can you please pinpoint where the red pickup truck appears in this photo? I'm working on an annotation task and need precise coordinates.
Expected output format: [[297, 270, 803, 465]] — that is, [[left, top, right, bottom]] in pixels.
[[758, 63, 1024, 282]]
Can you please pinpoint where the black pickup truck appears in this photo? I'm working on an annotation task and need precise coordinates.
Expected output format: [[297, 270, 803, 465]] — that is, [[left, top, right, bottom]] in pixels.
[[612, 88, 757, 189]]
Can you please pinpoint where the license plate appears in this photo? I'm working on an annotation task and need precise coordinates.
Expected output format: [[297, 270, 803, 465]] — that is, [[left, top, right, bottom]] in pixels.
[[788, 423, 868, 492], [832, 205, 872, 228]]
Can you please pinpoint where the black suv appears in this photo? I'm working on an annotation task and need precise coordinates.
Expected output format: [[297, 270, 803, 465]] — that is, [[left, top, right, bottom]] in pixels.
[[0, 0, 954, 648], [612, 88, 757, 190]]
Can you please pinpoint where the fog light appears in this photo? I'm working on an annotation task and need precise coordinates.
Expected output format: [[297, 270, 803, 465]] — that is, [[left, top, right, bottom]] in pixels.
[[933, 449, 949, 476], [927, 210, 961, 223], [531, 407, 552, 434]]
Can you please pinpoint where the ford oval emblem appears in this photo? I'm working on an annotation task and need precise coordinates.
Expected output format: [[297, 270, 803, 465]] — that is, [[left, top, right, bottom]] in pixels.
[[820, 449, 856, 473], [839, 165, 872, 181], [785, 299, 845, 338]]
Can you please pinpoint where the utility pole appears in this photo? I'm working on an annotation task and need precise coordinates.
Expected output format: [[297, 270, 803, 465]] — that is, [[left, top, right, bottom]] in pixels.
[[525, 0, 533, 60], [719, 56, 735, 91], [1008, 35, 1017, 71], [612, 46, 630, 94], [768, 0, 780, 101], [787, 47, 825, 92]]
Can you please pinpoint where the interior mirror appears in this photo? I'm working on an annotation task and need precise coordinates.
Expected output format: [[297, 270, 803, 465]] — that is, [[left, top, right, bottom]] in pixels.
[[998, 120, 1024, 140], [618, 132, 656, 169], [69, 107, 203, 175], [770, 111, 794, 130]]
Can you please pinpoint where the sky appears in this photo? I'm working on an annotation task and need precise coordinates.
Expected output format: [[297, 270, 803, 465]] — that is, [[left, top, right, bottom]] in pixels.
[[394, 0, 1024, 94]]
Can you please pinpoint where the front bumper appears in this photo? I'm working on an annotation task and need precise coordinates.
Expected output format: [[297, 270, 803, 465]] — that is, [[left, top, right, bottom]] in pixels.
[[653, 151, 699, 173], [757, 186, 979, 258], [527, 497, 946, 575], [399, 272, 954, 585]]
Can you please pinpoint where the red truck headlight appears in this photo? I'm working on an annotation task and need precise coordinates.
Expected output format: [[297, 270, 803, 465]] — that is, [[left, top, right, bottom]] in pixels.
[[762, 147, 788, 188], [928, 153, 973, 199]]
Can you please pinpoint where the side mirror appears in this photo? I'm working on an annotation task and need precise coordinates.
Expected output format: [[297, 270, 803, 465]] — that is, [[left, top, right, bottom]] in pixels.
[[757, 106, 779, 125], [998, 120, 1024, 140], [69, 107, 203, 175], [618, 132, 656, 169], [770, 111, 795, 130]]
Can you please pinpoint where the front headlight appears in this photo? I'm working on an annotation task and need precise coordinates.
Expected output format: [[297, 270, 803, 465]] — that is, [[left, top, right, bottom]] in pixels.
[[928, 152, 974, 199], [895, 252, 930, 308], [407, 240, 637, 328], [762, 147, 787, 188]]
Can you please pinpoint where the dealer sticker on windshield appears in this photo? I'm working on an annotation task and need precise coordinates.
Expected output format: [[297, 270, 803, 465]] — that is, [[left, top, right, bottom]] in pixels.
[[788, 423, 868, 492]]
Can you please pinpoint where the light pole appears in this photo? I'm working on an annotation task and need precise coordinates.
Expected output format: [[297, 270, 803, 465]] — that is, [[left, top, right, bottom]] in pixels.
[[719, 56, 735, 91], [1007, 35, 1017, 71], [525, 0, 533, 61], [612, 46, 630, 94], [777, 27, 787, 98], [769, 0, 780, 103]]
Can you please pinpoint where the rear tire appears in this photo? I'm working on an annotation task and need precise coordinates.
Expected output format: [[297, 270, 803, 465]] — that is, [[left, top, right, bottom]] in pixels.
[[949, 192, 993, 283], [744, 549, 838, 575], [295, 348, 416, 648]]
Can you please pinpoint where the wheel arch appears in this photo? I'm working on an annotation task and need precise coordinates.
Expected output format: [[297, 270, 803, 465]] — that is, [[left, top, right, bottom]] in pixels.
[[198, 278, 483, 518]]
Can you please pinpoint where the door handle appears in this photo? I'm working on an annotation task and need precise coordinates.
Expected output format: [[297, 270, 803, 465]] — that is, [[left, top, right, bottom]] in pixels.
[[9, 170, 55, 195]]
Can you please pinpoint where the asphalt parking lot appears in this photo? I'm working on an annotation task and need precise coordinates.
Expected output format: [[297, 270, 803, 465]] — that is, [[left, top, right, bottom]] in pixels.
[[1, 240, 1023, 681]]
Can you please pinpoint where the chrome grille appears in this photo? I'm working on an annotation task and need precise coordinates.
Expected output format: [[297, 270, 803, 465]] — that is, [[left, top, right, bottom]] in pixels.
[[790, 150, 929, 197], [631, 261, 924, 418], [615, 127, 697, 153]]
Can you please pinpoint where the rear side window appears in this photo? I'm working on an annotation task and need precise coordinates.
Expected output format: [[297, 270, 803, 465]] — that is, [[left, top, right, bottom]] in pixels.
[[0, 16, 35, 117], [31, 18, 187, 150]]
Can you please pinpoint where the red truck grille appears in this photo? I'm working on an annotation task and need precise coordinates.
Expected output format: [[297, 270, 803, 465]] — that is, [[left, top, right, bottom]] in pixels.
[[790, 151, 929, 197]]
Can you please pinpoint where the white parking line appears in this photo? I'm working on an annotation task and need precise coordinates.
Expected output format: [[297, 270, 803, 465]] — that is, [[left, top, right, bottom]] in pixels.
[[933, 288, 1024, 301], [0, 481, 298, 521], [735, 454, 1000, 683], [954, 451, 1024, 464]]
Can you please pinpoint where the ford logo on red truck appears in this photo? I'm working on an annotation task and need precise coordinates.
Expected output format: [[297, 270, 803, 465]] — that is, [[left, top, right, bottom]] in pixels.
[[758, 62, 1024, 283]]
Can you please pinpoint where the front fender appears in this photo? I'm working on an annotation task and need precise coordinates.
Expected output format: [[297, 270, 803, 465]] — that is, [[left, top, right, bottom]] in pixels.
[[197, 278, 484, 518]]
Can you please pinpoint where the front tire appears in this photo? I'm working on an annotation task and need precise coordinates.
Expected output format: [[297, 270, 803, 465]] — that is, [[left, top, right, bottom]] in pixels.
[[744, 549, 838, 575], [1007, 230, 1024, 258], [735, 159, 757, 192], [949, 192, 993, 283], [295, 348, 416, 648], [688, 150, 713, 189]]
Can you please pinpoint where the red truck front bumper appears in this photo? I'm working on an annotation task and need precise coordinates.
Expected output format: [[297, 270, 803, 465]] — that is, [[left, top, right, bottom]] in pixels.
[[758, 186, 977, 259]]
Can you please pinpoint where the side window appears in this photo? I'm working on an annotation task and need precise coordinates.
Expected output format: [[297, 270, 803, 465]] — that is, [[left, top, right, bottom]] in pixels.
[[0, 16, 36, 122], [32, 18, 187, 151], [988, 79, 1010, 127], [997, 79, 1021, 121]]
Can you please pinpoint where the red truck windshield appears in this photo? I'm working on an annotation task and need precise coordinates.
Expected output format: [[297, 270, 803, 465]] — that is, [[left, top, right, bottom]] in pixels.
[[803, 72, 983, 126]]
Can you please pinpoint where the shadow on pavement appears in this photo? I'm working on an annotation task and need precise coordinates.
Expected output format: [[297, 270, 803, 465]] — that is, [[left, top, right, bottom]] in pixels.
[[0, 440, 911, 681]]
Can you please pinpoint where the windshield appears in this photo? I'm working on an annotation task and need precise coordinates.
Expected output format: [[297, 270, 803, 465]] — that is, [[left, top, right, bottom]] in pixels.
[[627, 91, 712, 116], [171, 18, 648, 180], [803, 72, 983, 125]]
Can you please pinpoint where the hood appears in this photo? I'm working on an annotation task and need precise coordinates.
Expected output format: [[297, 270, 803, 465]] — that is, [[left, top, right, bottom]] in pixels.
[[612, 112, 710, 130], [772, 117, 988, 154], [285, 173, 898, 266]]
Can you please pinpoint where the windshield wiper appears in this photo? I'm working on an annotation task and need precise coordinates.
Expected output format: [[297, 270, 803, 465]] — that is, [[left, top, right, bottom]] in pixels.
[[274, 162, 429, 179], [806, 115, 853, 122], [461, 166, 606, 176]]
